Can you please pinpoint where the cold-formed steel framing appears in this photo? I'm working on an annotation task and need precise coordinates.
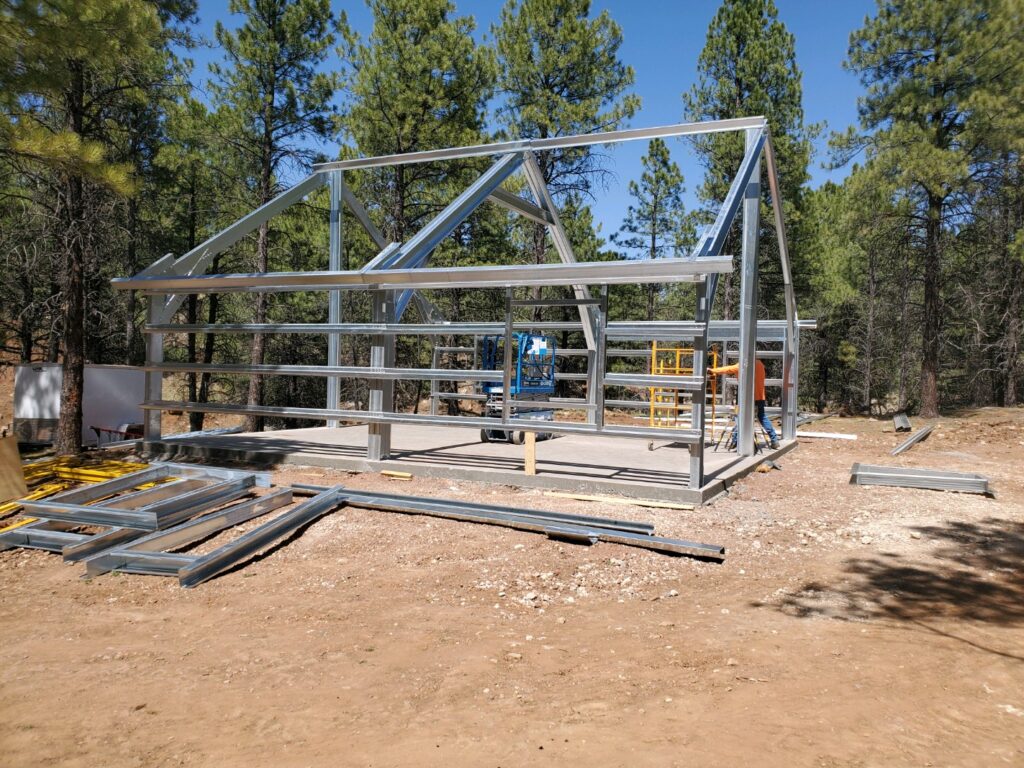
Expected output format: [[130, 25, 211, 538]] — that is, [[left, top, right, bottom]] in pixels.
[[112, 116, 804, 490]]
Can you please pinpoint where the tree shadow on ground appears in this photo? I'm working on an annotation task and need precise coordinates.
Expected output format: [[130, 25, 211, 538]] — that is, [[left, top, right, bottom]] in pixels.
[[763, 518, 1024, 660]]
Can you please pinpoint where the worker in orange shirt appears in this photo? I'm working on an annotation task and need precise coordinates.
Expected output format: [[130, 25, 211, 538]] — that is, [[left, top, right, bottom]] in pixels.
[[708, 359, 779, 450]]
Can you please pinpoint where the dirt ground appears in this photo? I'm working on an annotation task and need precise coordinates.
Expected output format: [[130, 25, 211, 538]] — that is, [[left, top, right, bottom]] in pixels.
[[0, 408, 1022, 767]]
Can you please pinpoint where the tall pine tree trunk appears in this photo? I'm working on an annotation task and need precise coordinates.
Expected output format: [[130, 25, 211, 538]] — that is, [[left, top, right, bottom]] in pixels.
[[920, 192, 942, 417], [1004, 258, 1022, 407], [245, 111, 274, 432], [55, 62, 86, 456]]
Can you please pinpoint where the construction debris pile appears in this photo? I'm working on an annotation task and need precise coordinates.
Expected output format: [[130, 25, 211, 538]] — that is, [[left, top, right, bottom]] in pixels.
[[0, 459, 724, 588]]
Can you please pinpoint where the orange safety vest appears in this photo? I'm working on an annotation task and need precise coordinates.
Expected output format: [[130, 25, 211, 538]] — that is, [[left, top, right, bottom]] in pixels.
[[709, 360, 767, 401]]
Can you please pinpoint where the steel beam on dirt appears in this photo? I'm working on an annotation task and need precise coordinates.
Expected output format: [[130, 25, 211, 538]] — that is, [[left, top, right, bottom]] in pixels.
[[850, 463, 993, 496], [890, 425, 935, 456], [292, 484, 725, 560]]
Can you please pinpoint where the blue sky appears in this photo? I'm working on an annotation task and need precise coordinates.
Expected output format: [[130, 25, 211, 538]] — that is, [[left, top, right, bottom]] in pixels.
[[184, 0, 877, 237]]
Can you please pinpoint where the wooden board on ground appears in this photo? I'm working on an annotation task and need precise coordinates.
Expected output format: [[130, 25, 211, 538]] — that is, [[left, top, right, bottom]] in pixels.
[[544, 491, 694, 511], [381, 470, 412, 480], [0, 436, 27, 504]]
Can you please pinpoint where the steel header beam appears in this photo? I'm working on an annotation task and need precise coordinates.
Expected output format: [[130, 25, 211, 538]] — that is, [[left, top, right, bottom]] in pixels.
[[112, 256, 732, 294]]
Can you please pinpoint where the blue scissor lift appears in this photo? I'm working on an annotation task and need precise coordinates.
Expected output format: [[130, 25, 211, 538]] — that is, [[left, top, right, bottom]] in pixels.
[[479, 332, 557, 444]]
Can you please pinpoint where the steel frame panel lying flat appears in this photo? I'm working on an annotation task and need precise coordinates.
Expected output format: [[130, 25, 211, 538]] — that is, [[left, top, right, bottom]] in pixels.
[[85, 487, 342, 587], [850, 463, 993, 496], [18, 463, 267, 531], [0, 477, 213, 558], [84, 488, 295, 581]]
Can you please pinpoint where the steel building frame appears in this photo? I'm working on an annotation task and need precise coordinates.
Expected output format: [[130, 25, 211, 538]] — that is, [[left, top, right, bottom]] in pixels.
[[112, 116, 803, 489]]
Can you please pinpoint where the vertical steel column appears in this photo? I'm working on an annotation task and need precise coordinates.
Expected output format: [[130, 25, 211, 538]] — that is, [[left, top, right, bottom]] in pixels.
[[367, 291, 394, 460], [689, 280, 709, 490], [327, 171, 344, 427], [430, 345, 440, 416], [143, 295, 164, 441], [691, 280, 709, 435], [784, 331, 800, 438], [502, 288, 514, 426], [737, 128, 761, 457], [592, 287, 608, 429]]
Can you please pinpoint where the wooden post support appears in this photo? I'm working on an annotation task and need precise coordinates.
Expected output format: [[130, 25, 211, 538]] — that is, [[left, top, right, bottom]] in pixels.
[[524, 431, 537, 475]]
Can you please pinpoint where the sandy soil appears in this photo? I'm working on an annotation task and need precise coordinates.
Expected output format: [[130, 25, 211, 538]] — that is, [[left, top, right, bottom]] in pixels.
[[0, 408, 1022, 767]]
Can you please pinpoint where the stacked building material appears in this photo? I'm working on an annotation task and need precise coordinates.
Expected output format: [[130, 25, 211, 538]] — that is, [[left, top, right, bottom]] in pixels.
[[4, 456, 725, 589]]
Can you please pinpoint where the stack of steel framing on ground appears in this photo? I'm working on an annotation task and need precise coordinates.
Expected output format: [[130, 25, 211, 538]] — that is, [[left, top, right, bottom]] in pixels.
[[85, 485, 345, 587], [0, 462, 271, 563], [0, 459, 725, 588], [111, 115, 808, 490], [850, 463, 993, 496]]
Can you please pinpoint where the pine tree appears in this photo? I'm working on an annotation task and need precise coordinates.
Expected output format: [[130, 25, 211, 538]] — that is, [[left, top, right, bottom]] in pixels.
[[493, 0, 640, 292], [682, 0, 814, 320], [612, 139, 691, 320], [343, 0, 495, 244], [840, 0, 1024, 416], [683, 0, 812, 203], [1, 0, 192, 454], [210, 0, 342, 430]]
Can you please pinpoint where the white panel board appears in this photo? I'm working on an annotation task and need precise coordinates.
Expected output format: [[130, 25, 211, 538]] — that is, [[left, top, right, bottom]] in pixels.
[[83, 366, 146, 444], [14, 364, 146, 445], [14, 364, 62, 420]]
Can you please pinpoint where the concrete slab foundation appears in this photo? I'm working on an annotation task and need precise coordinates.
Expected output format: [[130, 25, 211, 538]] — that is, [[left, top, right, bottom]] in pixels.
[[140, 425, 796, 506]]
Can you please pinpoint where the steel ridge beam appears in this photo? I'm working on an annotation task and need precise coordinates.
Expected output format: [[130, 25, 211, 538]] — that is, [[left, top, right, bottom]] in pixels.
[[112, 256, 731, 294], [313, 116, 767, 172]]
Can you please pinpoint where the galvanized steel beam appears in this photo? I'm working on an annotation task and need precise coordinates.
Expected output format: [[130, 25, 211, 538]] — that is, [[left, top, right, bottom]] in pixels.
[[313, 116, 767, 172]]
